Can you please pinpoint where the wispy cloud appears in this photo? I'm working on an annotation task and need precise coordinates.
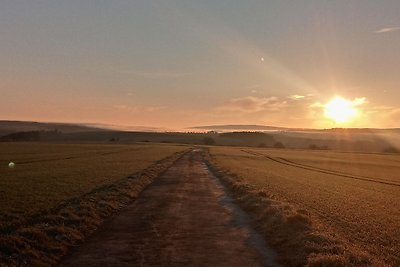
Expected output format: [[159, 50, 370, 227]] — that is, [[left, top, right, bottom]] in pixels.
[[118, 69, 193, 78], [352, 97, 368, 106], [113, 105, 165, 113], [371, 105, 394, 111], [289, 94, 305, 100], [310, 97, 367, 109], [310, 102, 324, 108], [375, 27, 400, 33], [216, 96, 287, 113]]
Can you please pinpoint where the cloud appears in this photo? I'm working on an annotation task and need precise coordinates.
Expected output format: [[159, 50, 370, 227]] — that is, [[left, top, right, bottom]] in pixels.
[[289, 94, 305, 100], [375, 27, 400, 33], [216, 96, 288, 112], [118, 69, 193, 78], [113, 105, 164, 113], [246, 84, 260, 94], [352, 97, 367, 106], [310, 102, 324, 108], [310, 97, 367, 109], [365, 106, 400, 127], [371, 105, 393, 111]]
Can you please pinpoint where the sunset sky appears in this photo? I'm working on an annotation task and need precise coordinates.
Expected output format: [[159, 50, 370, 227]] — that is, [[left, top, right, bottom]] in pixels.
[[1, 1, 400, 130]]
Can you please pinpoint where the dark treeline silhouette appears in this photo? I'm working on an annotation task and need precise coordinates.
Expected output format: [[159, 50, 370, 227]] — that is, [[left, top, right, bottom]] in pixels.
[[0, 130, 62, 142], [1, 129, 398, 153]]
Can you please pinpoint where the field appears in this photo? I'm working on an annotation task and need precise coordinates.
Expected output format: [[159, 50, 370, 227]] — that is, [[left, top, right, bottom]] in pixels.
[[2, 142, 399, 266], [208, 146, 400, 266], [0, 143, 188, 219], [0, 142, 189, 266]]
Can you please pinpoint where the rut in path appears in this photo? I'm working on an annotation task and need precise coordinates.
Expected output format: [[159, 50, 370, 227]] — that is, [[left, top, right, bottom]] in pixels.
[[59, 150, 279, 267]]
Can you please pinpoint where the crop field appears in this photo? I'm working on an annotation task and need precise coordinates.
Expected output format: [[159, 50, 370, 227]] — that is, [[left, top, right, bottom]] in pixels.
[[0, 142, 188, 220], [0, 142, 189, 266], [208, 146, 400, 266]]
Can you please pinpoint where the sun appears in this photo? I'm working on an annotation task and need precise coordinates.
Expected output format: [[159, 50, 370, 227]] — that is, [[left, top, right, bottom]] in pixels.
[[324, 97, 359, 123]]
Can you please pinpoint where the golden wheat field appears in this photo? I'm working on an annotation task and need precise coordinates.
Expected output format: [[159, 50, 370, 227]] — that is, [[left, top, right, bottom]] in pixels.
[[0, 143, 187, 220], [208, 146, 400, 266]]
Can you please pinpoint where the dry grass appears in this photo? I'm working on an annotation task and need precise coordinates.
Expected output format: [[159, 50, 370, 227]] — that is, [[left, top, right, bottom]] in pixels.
[[0, 142, 189, 266], [205, 146, 399, 266]]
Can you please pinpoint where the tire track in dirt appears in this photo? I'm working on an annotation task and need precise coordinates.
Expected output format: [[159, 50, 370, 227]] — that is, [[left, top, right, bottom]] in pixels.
[[242, 150, 400, 187], [58, 150, 279, 267]]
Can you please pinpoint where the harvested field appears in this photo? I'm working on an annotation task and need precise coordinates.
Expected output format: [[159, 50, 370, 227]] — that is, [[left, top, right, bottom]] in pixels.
[[207, 146, 400, 266], [0, 142, 189, 266]]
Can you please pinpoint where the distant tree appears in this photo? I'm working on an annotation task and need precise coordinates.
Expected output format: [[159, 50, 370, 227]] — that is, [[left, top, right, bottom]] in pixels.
[[308, 144, 319, 150], [219, 131, 274, 146], [0, 131, 41, 142], [383, 146, 399, 153], [109, 137, 119, 142], [203, 137, 216, 145], [273, 142, 285, 149], [220, 131, 273, 141], [308, 144, 330, 150], [258, 142, 267, 148]]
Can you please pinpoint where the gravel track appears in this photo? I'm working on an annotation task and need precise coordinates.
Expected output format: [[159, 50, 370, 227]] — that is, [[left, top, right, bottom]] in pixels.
[[59, 150, 277, 267]]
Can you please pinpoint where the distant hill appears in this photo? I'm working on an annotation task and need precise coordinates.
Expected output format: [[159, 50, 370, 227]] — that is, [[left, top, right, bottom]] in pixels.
[[190, 124, 400, 134], [190, 124, 289, 131], [2, 121, 400, 153], [0, 120, 107, 137], [85, 123, 168, 132]]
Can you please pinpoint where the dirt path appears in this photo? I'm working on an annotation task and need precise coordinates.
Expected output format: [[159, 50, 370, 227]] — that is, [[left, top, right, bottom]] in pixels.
[[59, 150, 278, 267]]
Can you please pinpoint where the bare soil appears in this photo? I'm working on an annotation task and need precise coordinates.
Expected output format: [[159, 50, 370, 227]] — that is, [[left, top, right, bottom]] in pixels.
[[59, 150, 276, 267]]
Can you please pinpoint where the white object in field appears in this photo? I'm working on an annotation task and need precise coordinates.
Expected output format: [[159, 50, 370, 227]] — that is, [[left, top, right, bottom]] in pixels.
[[8, 162, 15, 168]]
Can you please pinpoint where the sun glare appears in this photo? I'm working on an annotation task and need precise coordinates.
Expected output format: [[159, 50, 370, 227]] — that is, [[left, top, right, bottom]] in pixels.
[[324, 97, 359, 124]]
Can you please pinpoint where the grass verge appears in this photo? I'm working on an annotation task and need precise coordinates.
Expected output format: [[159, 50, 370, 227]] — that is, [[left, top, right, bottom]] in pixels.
[[0, 150, 188, 267], [203, 149, 387, 267]]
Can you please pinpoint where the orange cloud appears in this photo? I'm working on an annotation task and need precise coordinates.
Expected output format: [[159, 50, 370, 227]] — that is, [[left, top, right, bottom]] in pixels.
[[113, 105, 165, 113], [216, 96, 288, 113], [375, 27, 400, 33]]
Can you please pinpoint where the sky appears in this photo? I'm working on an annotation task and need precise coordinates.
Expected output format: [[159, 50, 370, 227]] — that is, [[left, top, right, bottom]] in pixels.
[[1, 0, 400, 130]]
